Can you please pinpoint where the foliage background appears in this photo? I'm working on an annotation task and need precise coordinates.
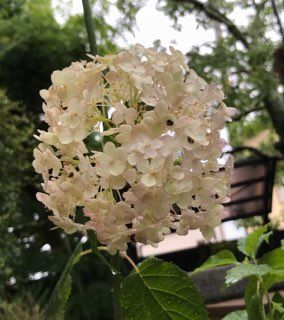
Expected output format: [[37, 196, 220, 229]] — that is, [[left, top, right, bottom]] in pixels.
[[0, 0, 283, 318]]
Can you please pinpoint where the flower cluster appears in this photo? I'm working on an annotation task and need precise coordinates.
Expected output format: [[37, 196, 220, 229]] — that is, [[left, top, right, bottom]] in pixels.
[[33, 44, 235, 254]]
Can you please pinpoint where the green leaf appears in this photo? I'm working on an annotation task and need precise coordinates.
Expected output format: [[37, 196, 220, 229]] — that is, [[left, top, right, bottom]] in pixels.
[[44, 241, 82, 320], [262, 271, 284, 291], [192, 250, 237, 275], [259, 247, 284, 290], [271, 292, 284, 320], [225, 263, 272, 287], [237, 224, 271, 259], [272, 300, 284, 314], [259, 248, 284, 270], [222, 310, 248, 320], [120, 257, 209, 320], [244, 277, 265, 320]]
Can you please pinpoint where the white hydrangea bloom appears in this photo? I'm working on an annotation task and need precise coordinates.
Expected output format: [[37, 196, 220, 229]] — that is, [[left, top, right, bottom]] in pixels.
[[33, 45, 235, 254]]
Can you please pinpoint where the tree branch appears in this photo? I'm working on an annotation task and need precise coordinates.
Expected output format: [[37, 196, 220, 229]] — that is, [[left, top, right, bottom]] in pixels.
[[264, 95, 284, 154], [271, 0, 284, 42], [232, 106, 263, 121], [225, 146, 284, 160], [172, 0, 249, 48], [231, 92, 265, 121], [170, 0, 284, 155], [82, 0, 98, 55], [259, 0, 270, 9], [251, 0, 258, 9], [225, 146, 269, 158]]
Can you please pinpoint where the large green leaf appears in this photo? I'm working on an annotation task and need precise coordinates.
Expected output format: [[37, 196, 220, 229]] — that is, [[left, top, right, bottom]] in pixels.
[[44, 241, 82, 320], [222, 310, 248, 320], [225, 263, 272, 287], [237, 224, 271, 259], [191, 250, 236, 275], [259, 248, 284, 290], [120, 257, 209, 320]]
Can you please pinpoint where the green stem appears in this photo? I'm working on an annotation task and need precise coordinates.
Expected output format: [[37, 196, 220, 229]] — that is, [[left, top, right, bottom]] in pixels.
[[111, 255, 123, 320], [264, 289, 272, 319], [82, 0, 98, 55], [257, 277, 267, 320]]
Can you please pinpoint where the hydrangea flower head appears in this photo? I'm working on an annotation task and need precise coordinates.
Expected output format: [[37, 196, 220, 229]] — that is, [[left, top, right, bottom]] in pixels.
[[33, 44, 235, 254]]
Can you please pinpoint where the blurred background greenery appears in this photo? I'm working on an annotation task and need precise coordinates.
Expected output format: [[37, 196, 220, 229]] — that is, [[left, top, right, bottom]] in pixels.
[[0, 0, 283, 319]]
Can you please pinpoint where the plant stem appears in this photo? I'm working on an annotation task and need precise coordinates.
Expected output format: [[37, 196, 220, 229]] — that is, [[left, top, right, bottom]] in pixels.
[[265, 289, 272, 319], [271, 0, 284, 42], [257, 278, 267, 320], [82, 0, 98, 55], [111, 255, 123, 320], [120, 251, 139, 273]]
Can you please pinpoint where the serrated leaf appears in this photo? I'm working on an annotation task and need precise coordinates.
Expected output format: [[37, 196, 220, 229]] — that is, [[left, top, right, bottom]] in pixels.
[[237, 224, 271, 259], [225, 263, 272, 287], [191, 250, 236, 275], [222, 310, 248, 320], [58, 274, 72, 302], [44, 241, 82, 320], [120, 257, 209, 320]]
